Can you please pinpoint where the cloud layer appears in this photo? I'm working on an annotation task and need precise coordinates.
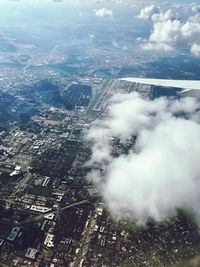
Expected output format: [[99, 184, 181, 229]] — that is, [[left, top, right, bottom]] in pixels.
[[86, 93, 200, 224]]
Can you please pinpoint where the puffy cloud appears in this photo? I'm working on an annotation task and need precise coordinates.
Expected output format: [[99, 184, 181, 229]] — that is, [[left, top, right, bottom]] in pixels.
[[151, 9, 178, 22], [142, 42, 174, 51], [138, 5, 177, 22], [138, 5, 160, 20], [85, 93, 200, 225], [138, 5, 200, 56], [191, 4, 200, 13], [95, 7, 113, 17], [182, 15, 200, 40], [191, 43, 200, 56], [149, 19, 182, 45]]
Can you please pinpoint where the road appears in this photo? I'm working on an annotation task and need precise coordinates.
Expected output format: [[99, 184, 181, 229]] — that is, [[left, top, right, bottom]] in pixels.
[[19, 200, 89, 226]]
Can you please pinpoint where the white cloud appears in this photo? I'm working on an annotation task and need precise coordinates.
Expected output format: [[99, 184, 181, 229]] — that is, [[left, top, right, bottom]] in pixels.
[[86, 93, 200, 225], [182, 15, 200, 42], [191, 4, 200, 13], [152, 9, 178, 22], [138, 5, 200, 56], [191, 42, 200, 56], [138, 5, 160, 20], [89, 33, 95, 39], [149, 19, 182, 45], [142, 42, 174, 51], [95, 7, 113, 17], [138, 5, 177, 22]]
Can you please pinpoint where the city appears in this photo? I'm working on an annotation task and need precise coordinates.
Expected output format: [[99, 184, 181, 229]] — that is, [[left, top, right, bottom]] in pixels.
[[0, 73, 200, 266], [0, 0, 200, 266]]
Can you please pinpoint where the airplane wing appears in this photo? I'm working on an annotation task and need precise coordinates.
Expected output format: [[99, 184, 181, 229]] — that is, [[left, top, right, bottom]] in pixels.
[[119, 78, 200, 97]]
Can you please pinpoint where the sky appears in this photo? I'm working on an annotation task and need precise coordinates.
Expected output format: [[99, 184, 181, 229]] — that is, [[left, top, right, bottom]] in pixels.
[[0, 0, 200, 57]]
